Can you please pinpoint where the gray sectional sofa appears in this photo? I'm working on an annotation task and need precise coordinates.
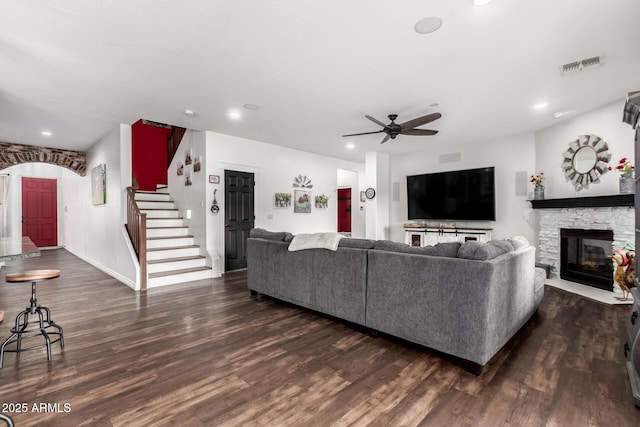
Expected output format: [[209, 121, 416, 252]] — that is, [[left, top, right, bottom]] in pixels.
[[247, 228, 543, 373]]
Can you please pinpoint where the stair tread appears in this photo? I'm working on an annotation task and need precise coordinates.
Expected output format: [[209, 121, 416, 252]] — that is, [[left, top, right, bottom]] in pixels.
[[148, 255, 206, 264], [147, 245, 200, 252], [147, 235, 194, 240], [147, 217, 185, 220], [140, 208, 179, 211], [147, 226, 188, 230], [149, 266, 212, 279]]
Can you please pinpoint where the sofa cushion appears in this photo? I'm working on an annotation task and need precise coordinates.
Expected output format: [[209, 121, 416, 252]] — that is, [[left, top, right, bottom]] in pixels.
[[507, 236, 530, 250], [249, 228, 288, 241], [430, 241, 462, 257], [375, 240, 424, 254], [283, 232, 295, 243], [374, 240, 460, 257], [338, 238, 376, 249], [457, 240, 514, 261]]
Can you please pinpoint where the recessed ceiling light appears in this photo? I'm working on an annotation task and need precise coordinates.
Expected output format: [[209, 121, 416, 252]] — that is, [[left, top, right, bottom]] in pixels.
[[346, 143, 355, 150], [534, 102, 548, 110], [553, 111, 569, 118], [243, 104, 260, 110], [183, 109, 196, 116], [41, 130, 52, 136], [414, 17, 443, 34], [473, 0, 494, 6], [228, 111, 242, 120]]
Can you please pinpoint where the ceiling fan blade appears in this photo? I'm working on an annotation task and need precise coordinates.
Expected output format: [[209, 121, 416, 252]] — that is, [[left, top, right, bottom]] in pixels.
[[380, 134, 391, 144], [365, 115, 389, 128], [342, 130, 384, 137], [399, 112, 442, 130], [400, 129, 439, 136]]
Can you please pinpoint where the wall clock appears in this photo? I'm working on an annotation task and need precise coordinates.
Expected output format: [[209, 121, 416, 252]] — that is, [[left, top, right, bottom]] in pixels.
[[365, 187, 376, 199]]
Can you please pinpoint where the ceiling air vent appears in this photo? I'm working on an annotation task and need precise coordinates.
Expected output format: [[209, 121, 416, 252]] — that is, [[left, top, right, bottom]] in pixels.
[[560, 55, 602, 75], [142, 119, 171, 128]]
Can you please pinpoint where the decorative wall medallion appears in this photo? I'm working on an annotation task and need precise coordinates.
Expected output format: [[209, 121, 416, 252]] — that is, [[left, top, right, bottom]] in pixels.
[[210, 189, 220, 214], [561, 134, 611, 191], [292, 174, 313, 188]]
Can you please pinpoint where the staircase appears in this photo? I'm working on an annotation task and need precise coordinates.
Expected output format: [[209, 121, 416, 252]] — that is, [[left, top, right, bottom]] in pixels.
[[134, 190, 212, 287]]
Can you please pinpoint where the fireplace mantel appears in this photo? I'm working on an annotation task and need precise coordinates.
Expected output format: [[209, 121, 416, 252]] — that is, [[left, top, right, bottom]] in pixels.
[[530, 194, 634, 209]]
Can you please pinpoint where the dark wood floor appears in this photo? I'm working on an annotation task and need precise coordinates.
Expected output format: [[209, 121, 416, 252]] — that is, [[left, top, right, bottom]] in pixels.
[[0, 249, 639, 426]]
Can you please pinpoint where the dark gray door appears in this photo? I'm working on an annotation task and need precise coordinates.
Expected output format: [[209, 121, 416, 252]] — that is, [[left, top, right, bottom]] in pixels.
[[225, 170, 255, 270]]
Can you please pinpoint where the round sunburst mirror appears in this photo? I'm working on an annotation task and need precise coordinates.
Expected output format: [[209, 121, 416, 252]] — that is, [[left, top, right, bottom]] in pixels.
[[561, 134, 611, 191]]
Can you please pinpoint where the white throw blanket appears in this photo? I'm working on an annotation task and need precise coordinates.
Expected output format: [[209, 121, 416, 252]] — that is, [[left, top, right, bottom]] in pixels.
[[288, 232, 343, 252]]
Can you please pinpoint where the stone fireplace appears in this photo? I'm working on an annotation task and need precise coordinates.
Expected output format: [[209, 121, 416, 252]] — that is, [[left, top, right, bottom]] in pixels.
[[533, 195, 634, 292]]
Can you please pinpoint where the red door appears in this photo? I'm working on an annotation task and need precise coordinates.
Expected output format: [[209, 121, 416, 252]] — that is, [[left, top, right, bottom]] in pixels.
[[22, 177, 58, 247], [337, 188, 351, 233]]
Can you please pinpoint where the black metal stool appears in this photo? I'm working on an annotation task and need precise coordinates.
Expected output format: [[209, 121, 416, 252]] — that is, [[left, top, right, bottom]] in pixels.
[[0, 269, 64, 368]]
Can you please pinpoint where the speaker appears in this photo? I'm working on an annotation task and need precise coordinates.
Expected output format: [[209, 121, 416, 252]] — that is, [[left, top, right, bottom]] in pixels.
[[515, 171, 528, 196], [439, 152, 461, 163]]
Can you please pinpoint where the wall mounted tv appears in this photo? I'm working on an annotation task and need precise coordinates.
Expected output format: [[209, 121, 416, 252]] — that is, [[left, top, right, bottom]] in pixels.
[[407, 167, 496, 221]]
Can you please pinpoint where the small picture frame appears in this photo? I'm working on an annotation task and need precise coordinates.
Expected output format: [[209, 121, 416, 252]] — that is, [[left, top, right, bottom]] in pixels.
[[209, 175, 220, 184]]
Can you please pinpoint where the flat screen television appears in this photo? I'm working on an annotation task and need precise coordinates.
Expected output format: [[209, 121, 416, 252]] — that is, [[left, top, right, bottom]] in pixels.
[[407, 167, 496, 221]]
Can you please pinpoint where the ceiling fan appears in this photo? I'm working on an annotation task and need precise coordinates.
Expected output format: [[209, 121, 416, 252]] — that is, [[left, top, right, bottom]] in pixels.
[[342, 112, 441, 144]]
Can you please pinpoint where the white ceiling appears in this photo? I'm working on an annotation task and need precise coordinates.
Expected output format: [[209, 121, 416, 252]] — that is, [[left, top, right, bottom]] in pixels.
[[1, 0, 639, 163]]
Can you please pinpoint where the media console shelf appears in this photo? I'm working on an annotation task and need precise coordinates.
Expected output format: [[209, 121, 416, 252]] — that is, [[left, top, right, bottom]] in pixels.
[[404, 224, 492, 247]]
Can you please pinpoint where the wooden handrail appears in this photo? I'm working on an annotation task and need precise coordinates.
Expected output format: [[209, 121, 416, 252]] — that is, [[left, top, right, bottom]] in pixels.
[[126, 187, 147, 291]]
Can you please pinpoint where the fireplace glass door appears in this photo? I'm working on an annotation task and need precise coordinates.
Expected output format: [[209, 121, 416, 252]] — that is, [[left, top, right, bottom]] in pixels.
[[560, 228, 614, 291]]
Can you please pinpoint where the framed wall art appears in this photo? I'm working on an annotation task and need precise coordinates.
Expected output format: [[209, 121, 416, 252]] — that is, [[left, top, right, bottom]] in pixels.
[[91, 163, 106, 205], [294, 189, 311, 213], [275, 193, 292, 208]]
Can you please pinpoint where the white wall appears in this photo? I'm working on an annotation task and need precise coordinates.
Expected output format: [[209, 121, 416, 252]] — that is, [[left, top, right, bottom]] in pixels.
[[389, 132, 537, 244], [167, 130, 208, 253], [365, 152, 390, 240], [205, 131, 365, 272], [534, 99, 635, 198], [167, 130, 219, 275], [62, 124, 137, 288]]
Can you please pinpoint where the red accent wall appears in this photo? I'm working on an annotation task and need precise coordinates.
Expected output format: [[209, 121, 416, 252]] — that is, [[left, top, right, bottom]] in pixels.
[[132, 119, 171, 191]]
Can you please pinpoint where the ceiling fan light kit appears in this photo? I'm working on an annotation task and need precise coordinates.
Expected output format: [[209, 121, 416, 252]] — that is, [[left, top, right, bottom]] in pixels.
[[414, 16, 443, 34], [342, 112, 441, 144]]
